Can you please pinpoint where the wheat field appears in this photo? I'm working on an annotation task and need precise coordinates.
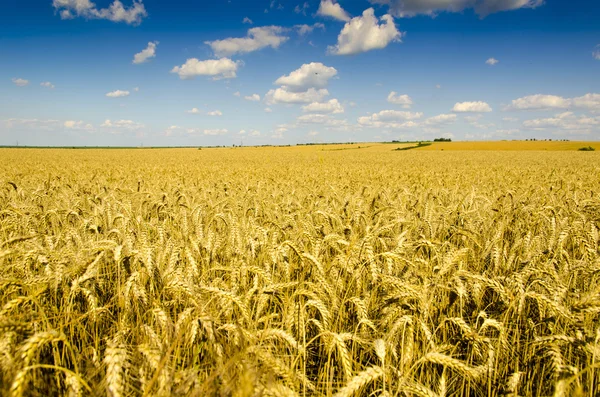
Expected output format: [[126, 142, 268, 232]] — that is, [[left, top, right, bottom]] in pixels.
[[0, 146, 599, 396]]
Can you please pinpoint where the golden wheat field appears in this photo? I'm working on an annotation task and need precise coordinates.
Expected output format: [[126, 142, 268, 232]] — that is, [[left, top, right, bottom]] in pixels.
[[0, 145, 599, 397]]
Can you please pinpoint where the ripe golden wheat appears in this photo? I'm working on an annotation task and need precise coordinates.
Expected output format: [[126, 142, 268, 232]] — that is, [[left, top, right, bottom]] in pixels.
[[0, 146, 599, 396]]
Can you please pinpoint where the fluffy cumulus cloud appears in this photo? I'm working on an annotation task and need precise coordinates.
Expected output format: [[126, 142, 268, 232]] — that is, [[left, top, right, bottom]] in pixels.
[[296, 114, 353, 131], [369, 0, 544, 18], [317, 0, 351, 22], [52, 0, 147, 25], [207, 110, 223, 116], [41, 82, 55, 89], [594, 45, 600, 60], [266, 62, 337, 105], [506, 93, 600, 112], [572, 93, 600, 110], [266, 88, 329, 104], [302, 99, 344, 114], [64, 120, 94, 131], [505, 94, 569, 110], [328, 8, 402, 55], [245, 94, 261, 101], [12, 78, 29, 87], [358, 109, 423, 128], [522, 111, 600, 135], [101, 119, 144, 134], [452, 101, 492, 112], [486, 57, 499, 65], [106, 89, 130, 98], [205, 26, 289, 57], [187, 108, 201, 114], [274, 62, 338, 92], [387, 92, 413, 108], [425, 113, 457, 125], [171, 58, 241, 80], [133, 41, 158, 64]]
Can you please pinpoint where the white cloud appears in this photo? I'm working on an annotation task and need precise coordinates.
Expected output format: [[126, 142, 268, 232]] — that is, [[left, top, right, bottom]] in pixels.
[[506, 93, 600, 111], [506, 94, 569, 110], [163, 125, 181, 136], [12, 78, 29, 87], [203, 129, 228, 135], [171, 58, 241, 80], [64, 120, 94, 131], [243, 17, 253, 24], [266, 62, 337, 105], [234, 91, 241, 97], [207, 110, 223, 116], [3, 118, 62, 131], [266, 87, 329, 104], [239, 129, 247, 135], [295, 23, 325, 35], [361, 110, 423, 121], [308, 130, 320, 136], [464, 114, 482, 122], [265, 107, 273, 113], [101, 119, 144, 133], [387, 92, 413, 108], [244, 94, 261, 101], [274, 62, 337, 92], [369, 0, 544, 18], [358, 109, 423, 128], [205, 26, 289, 57], [297, 114, 334, 124], [317, 0, 351, 21], [503, 116, 519, 122], [522, 111, 599, 135], [106, 90, 130, 98], [571, 93, 600, 111], [41, 81, 55, 89], [593, 45, 600, 60], [272, 128, 284, 138], [486, 57, 499, 65], [187, 108, 201, 114], [425, 113, 457, 125], [297, 114, 352, 129], [294, 2, 310, 15], [133, 87, 139, 92], [302, 99, 344, 114], [435, 84, 442, 89], [249, 130, 261, 136], [328, 8, 402, 55], [452, 101, 492, 112], [133, 41, 158, 64], [52, 0, 147, 25]]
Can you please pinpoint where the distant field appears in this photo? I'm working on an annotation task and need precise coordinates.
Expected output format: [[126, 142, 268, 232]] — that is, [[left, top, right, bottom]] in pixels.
[[1, 141, 597, 152], [414, 141, 598, 151], [0, 147, 599, 396]]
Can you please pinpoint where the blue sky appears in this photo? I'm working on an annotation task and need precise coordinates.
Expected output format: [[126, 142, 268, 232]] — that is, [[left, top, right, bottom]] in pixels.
[[1, 0, 599, 146]]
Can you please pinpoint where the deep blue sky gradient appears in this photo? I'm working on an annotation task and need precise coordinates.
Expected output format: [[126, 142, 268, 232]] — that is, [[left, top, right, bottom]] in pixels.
[[1, 0, 599, 145]]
